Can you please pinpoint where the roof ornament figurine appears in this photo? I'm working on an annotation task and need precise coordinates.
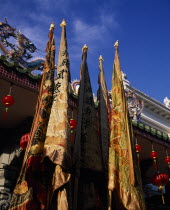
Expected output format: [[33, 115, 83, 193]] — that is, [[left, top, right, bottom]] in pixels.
[[164, 97, 170, 109], [82, 44, 89, 52], [0, 19, 44, 77], [125, 90, 144, 121]]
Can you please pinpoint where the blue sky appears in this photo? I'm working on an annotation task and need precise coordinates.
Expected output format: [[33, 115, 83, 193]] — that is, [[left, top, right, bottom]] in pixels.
[[1, 0, 170, 103]]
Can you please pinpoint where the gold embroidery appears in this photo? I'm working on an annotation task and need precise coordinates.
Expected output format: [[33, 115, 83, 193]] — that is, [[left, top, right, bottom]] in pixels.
[[14, 181, 28, 195]]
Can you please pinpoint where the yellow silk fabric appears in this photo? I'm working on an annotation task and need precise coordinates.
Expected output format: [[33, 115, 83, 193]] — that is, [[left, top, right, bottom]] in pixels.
[[108, 46, 146, 210]]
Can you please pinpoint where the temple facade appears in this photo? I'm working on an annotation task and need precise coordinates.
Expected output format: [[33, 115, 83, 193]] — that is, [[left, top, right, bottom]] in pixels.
[[0, 20, 170, 209]]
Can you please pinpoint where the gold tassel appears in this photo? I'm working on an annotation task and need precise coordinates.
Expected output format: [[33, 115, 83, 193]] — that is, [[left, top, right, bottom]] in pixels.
[[162, 193, 165, 205]]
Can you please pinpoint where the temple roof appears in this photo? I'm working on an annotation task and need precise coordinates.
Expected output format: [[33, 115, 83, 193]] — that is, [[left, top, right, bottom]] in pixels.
[[0, 19, 44, 80]]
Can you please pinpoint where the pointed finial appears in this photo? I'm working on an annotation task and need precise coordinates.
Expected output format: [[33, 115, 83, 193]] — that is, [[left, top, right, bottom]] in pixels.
[[4, 18, 8, 24], [99, 55, 104, 61], [49, 23, 55, 30], [60, 19, 66, 27], [114, 40, 119, 48], [82, 44, 89, 52]]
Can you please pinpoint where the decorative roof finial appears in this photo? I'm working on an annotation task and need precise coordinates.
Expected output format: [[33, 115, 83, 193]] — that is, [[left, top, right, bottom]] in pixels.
[[99, 55, 104, 61], [114, 40, 119, 48], [60, 19, 66, 27], [49, 23, 55, 30], [4, 18, 8, 24], [82, 44, 89, 52]]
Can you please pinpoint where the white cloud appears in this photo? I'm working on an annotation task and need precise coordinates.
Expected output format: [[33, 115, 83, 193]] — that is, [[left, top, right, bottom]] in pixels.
[[28, 13, 54, 25], [35, 0, 70, 14], [72, 12, 119, 45], [73, 20, 103, 43], [69, 11, 119, 60], [67, 10, 119, 91]]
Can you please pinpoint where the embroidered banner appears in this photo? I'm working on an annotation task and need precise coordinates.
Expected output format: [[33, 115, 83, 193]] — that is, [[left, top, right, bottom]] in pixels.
[[73, 45, 103, 210], [9, 23, 55, 210], [43, 20, 71, 209], [108, 41, 146, 210]]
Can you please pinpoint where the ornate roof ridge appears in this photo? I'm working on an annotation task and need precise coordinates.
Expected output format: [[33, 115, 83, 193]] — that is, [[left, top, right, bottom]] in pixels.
[[0, 55, 42, 80], [132, 120, 170, 143], [127, 85, 170, 114]]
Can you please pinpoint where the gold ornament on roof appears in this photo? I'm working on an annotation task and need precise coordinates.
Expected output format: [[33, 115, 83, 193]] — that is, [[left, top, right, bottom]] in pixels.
[[114, 40, 119, 48], [99, 55, 104, 61], [82, 44, 89, 52], [60, 19, 66, 27], [49, 23, 55, 30]]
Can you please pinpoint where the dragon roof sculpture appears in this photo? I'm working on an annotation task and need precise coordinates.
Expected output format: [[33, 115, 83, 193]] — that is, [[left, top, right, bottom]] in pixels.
[[0, 19, 44, 78]]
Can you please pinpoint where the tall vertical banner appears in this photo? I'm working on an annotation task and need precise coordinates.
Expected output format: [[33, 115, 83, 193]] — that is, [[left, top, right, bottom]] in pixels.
[[98, 55, 111, 208], [9, 23, 55, 210], [108, 41, 146, 210], [43, 20, 71, 209], [73, 45, 103, 210], [98, 55, 111, 171]]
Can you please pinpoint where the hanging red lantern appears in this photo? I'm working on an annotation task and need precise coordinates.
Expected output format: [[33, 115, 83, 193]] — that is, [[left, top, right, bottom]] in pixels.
[[150, 150, 158, 171], [135, 144, 142, 162], [69, 119, 77, 142], [151, 173, 169, 189], [164, 156, 170, 170], [70, 119, 77, 130], [20, 133, 30, 150], [150, 150, 158, 159], [2, 95, 15, 107], [151, 173, 169, 204], [136, 144, 142, 153], [2, 94, 15, 120], [164, 156, 170, 164]]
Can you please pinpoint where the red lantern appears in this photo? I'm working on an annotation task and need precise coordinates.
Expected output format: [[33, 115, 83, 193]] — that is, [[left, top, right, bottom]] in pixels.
[[150, 150, 158, 159], [69, 119, 77, 142], [70, 119, 77, 129], [151, 173, 169, 204], [164, 156, 170, 164], [150, 150, 158, 171], [135, 144, 142, 163], [2, 94, 15, 120], [2, 94, 15, 107], [136, 144, 142, 153], [20, 133, 30, 150], [151, 173, 169, 189], [164, 156, 170, 170]]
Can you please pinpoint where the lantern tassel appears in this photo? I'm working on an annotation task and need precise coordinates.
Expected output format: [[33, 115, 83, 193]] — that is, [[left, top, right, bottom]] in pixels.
[[4, 107, 8, 120], [168, 164, 170, 171], [162, 193, 165, 205], [137, 153, 140, 163], [70, 132, 75, 143], [153, 159, 158, 171]]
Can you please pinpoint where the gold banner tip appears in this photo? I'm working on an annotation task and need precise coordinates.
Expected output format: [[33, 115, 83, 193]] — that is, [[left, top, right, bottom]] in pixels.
[[49, 23, 55, 30], [99, 55, 104, 61], [82, 44, 89, 52], [60, 19, 66, 27], [114, 40, 119, 48]]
